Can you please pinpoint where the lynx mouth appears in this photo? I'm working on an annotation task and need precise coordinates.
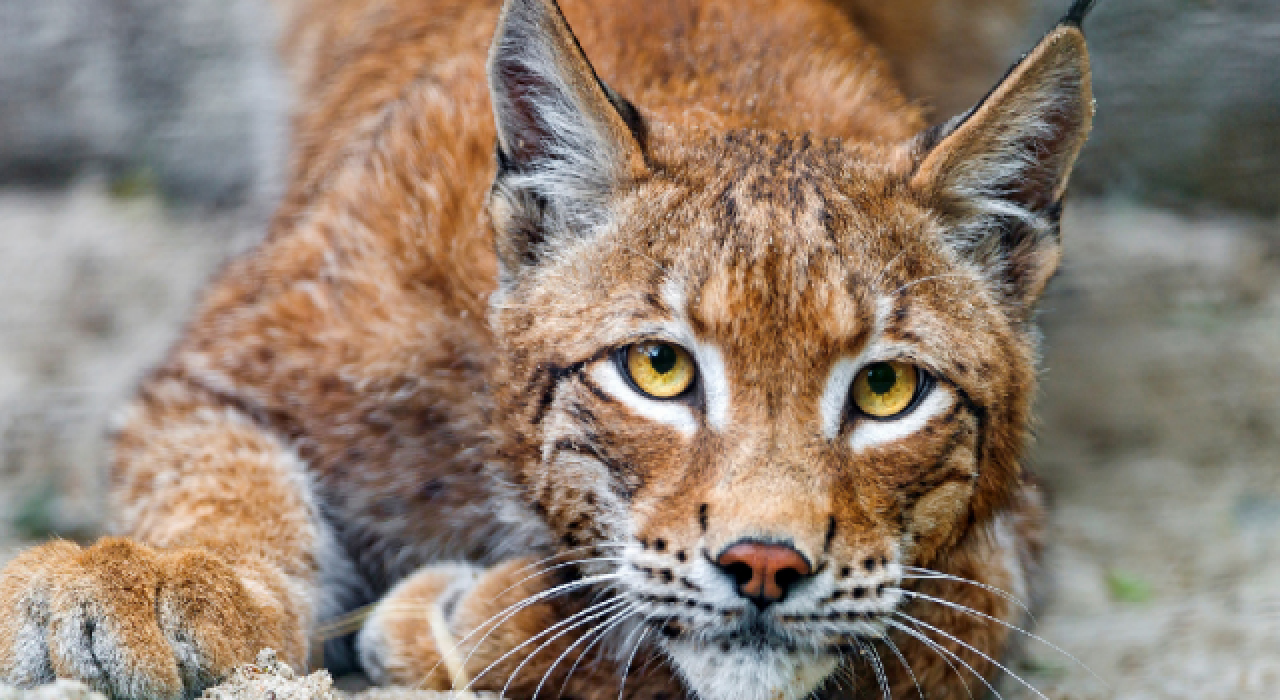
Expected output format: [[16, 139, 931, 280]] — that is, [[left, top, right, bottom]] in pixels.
[[613, 543, 905, 664], [649, 608, 891, 653], [652, 615, 854, 700], [613, 566, 903, 700]]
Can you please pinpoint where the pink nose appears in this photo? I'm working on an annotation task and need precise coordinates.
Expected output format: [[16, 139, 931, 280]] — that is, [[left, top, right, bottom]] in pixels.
[[715, 541, 813, 606]]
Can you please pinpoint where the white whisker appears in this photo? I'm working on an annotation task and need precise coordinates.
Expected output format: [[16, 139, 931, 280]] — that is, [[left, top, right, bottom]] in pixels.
[[616, 626, 651, 700], [895, 613, 1049, 700], [891, 588, 1104, 685], [872, 248, 910, 292], [444, 573, 621, 688], [465, 596, 622, 696], [889, 619, 991, 700], [531, 602, 639, 700], [558, 605, 641, 697], [856, 639, 891, 700], [880, 634, 924, 700], [901, 566, 1034, 619], [508, 545, 626, 583], [500, 598, 630, 699], [493, 557, 630, 602]]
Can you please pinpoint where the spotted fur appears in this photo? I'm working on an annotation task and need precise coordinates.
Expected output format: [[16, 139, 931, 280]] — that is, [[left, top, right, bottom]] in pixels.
[[0, 0, 1091, 698]]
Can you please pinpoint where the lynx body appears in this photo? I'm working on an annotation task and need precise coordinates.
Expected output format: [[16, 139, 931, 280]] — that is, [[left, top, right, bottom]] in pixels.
[[0, 0, 1094, 698]]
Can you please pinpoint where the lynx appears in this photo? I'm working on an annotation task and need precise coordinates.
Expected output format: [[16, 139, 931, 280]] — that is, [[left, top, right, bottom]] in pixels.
[[0, 0, 1095, 697]]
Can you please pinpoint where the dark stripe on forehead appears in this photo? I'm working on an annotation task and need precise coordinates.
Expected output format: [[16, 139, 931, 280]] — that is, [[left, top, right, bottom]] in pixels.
[[890, 298, 911, 328], [812, 186, 838, 245], [644, 292, 670, 315], [787, 177, 804, 224], [718, 189, 740, 240]]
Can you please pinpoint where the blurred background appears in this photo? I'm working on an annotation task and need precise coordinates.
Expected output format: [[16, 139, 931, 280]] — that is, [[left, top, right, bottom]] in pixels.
[[0, 0, 1278, 697]]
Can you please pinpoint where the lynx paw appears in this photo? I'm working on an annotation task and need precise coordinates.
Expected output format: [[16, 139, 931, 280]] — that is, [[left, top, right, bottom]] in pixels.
[[356, 562, 483, 689], [357, 559, 682, 697], [358, 559, 576, 691], [0, 537, 283, 699]]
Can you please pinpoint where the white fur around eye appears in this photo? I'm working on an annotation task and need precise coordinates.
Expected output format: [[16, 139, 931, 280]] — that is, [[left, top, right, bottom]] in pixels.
[[820, 356, 860, 440], [590, 361, 698, 437], [848, 385, 953, 452], [693, 340, 730, 431]]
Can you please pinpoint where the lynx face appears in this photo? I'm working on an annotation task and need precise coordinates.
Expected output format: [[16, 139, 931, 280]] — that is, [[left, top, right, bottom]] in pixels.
[[486, 1, 1091, 698]]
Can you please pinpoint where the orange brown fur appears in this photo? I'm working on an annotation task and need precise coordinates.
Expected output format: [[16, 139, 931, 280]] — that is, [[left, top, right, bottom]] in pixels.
[[0, 0, 1092, 698]]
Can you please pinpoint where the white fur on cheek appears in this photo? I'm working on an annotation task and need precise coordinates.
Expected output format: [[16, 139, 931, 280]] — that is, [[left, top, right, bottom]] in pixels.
[[849, 386, 953, 452], [590, 362, 697, 437]]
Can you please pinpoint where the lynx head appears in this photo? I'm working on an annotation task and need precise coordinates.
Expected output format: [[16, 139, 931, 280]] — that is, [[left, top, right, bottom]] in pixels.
[[485, 0, 1093, 697]]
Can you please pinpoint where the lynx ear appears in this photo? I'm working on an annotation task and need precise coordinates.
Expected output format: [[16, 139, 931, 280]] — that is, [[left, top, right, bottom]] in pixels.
[[911, 8, 1094, 309], [487, 0, 648, 272]]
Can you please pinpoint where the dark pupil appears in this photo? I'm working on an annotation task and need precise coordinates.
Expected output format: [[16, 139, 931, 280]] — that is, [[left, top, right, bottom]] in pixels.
[[646, 344, 678, 375], [866, 364, 898, 395]]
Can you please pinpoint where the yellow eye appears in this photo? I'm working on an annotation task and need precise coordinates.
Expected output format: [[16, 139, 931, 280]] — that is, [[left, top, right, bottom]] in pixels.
[[625, 342, 696, 399], [851, 362, 920, 418]]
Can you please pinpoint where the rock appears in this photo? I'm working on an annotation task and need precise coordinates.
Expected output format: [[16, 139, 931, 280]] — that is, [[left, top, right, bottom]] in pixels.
[[199, 649, 334, 700], [0, 648, 494, 700], [197, 649, 496, 700], [0, 680, 107, 700]]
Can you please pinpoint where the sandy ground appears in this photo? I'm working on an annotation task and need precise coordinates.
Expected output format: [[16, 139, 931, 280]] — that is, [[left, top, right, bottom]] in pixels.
[[1, 181, 1278, 698], [1001, 203, 1280, 699]]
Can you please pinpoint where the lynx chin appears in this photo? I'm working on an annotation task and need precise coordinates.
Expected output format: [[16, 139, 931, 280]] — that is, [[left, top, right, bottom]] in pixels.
[[0, 0, 1097, 698]]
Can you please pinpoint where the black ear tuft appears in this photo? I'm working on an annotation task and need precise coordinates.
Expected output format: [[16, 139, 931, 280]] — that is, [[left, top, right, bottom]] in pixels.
[[600, 84, 648, 153], [1061, 0, 1099, 29]]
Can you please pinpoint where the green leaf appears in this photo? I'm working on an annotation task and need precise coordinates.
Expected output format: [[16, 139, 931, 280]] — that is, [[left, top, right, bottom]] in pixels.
[[1106, 569, 1153, 603]]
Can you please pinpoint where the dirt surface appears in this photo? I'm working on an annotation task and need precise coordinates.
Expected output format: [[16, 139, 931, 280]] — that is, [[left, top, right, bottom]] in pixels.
[[0, 649, 492, 700], [0, 680, 107, 700], [0, 178, 258, 555], [0, 183, 1278, 698], [999, 202, 1280, 699]]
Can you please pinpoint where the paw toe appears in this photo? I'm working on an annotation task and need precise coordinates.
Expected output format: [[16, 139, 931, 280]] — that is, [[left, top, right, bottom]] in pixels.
[[0, 538, 256, 699]]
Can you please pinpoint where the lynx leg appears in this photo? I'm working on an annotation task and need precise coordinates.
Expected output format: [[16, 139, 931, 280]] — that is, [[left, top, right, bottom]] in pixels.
[[0, 375, 333, 696]]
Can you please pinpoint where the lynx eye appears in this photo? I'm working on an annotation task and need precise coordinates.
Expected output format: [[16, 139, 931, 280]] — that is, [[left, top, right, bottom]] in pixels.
[[851, 361, 920, 418], [623, 342, 696, 399]]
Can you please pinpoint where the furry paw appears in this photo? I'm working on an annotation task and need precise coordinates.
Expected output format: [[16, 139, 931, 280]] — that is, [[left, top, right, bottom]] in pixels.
[[356, 562, 484, 690], [0, 537, 282, 699], [357, 559, 682, 698], [358, 558, 582, 692]]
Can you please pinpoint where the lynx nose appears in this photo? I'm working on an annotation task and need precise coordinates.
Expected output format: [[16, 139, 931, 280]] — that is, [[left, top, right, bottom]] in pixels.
[[715, 541, 813, 608]]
